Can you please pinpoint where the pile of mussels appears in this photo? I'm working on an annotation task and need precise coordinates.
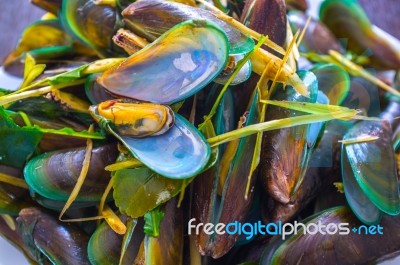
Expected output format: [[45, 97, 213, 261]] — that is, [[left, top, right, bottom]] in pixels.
[[1, 0, 400, 264]]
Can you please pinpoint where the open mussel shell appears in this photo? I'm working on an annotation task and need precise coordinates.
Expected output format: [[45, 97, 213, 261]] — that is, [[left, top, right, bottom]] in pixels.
[[122, 0, 254, 55], [310, 63, 350, 106], [262, 206, 400, 265], [118, 113, 210, 179], [24, 144, 118, 202], [91, 105, 210, 179], [60, 0, 121, 56], [320, 0, 400, 69], [342, 145, 382, 224], [17, 207, 91, 265], [98, 19, 229, 105], [343, 120, 400, 215]]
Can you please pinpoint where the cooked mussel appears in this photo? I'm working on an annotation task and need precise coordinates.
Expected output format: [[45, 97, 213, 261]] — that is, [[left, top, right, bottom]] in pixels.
[[320, 0, 400, 69], [97, 100, 174, 137], [24, 144, 118, 203], [262, 206, 400, 265], [98, 19, 229, 105], [60, 0, 122, 56], [260, 70, 318, 204], [122, 0, 254, 55], [17, 207, 91, 265]]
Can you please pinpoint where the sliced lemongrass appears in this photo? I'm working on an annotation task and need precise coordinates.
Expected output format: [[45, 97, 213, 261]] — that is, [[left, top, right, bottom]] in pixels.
[[261, 100, 354, 114], [339, 135, 379, 144], [102, 206, 127, 235], [0, 173, 29, 189], [329, 50, 400, 97], [1, 214, 16, 231], [94, 0, 116, 6], [208, 111, 358, 147], [104, 158, 143, 171], [97, 179, 113, 225], [59, 125, 94, 220], [0, 79, 85, 106]]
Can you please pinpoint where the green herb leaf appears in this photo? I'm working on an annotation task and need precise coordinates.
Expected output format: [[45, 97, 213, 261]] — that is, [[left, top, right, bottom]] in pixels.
[[144, 206, 165, 237], [48, 64, 89, 85], [112, 167, 192, 218], [0, 108, 42, 168]]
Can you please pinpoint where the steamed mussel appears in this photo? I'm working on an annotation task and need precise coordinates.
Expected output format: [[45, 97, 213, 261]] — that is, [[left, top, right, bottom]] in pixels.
[[2, 0, 400, 264]]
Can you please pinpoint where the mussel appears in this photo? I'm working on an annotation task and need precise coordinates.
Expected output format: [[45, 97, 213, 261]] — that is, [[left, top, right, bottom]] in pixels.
[[17, 207, 91, 265], [24, 144, 118, 203], [320, 0, 400, 69], [98, 19, 229, 104], [262, 206, 400, 265]]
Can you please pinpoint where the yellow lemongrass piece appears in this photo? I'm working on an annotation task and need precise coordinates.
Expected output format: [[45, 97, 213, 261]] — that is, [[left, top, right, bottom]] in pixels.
[[0, 173, 29, 189], [297, 15, 311, 47], [98, 179, 113, 225], [329, 50, 400, 97], [41, 12, 57, 20], [105, 158, 143, 171], [285, 20, 299, 70], [102, 206, 127, 235], [82, 58, 125, 75], [208, 111, 358, 147], [1, 214, 16, 231], [59, 125, 94, 221], [333, 182, 344, 193], [94, 0, 116, 6], [271, 30, 301, 95], [50, 90, 90, 113], [251, 48, 308, 97], [0, 79, 85, 107], [339, 135, 379, 144], [261, 100, 353, 114], [196, 0, 286, 55]]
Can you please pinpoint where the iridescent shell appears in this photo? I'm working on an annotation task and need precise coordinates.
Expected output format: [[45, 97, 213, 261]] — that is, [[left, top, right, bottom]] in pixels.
[[122, 0, 254, 55], [98, 19, 229, 105], [320, 0, 400, 69], [61, 0, 121, 56], [24, 145, 118, 202], [90, 105, 210, 179], [342, 120, 400, 216]]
